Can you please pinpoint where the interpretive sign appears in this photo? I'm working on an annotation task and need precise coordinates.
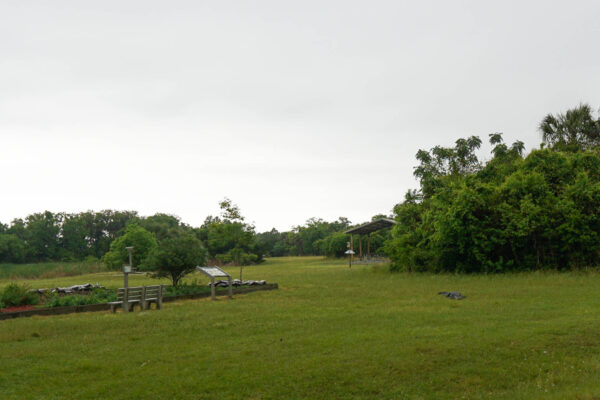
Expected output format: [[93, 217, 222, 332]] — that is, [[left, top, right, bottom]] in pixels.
[[198, 266, 229, 277], [196, 266, 233, 300]]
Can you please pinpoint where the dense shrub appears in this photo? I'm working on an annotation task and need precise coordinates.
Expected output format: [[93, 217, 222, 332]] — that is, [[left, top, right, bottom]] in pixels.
[[46, 289, 116, 308], [163, 281, 211, 296], [388, 125, 600, 272], [1, 283, 39, 307]]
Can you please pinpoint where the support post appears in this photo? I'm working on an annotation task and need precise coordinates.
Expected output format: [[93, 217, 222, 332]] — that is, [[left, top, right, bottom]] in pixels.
[[350, 234, 353, 268], [123, 286, 129, 312], [123, 264, 129, 312], [211, 277, 216, 300], [359, 234, 363, 260], [367, 234, 371, 259], [228, 276, 232, 299]]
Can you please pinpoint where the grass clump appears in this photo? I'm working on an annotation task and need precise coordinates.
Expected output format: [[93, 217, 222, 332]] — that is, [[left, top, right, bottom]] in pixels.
[[0, 283, 38, 307]]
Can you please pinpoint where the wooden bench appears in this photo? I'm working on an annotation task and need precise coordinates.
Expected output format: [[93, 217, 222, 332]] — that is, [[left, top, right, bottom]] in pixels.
[[141, 285, 164, 310], [109, 285, 164, 313]]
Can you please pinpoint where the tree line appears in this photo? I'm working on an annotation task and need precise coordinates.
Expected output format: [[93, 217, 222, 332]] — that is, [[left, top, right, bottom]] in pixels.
[[0, 199, 386, 266]]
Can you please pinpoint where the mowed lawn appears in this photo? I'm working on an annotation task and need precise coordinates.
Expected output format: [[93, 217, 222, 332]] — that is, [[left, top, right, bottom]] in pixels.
[[2, 257, 600, 399]]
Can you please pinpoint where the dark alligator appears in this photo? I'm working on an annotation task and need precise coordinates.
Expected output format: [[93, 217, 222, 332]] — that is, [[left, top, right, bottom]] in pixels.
[[438, 291, 466, 300]]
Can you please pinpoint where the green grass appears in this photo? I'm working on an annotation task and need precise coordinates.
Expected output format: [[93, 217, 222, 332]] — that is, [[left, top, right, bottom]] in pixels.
[[0, 259, 106, 280], [2, 257, 600, 399]]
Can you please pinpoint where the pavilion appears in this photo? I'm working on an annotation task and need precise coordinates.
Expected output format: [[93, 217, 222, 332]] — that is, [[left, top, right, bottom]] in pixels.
[[344, 218, 396, 260]]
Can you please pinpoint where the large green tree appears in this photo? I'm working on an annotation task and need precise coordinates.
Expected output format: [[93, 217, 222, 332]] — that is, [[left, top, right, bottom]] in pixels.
[[102, 224, 158, 270], [145, 232, 207, 286], [139, 213, 185, 241], [24, 211, 61, 261], [195, 199, 262, 269]]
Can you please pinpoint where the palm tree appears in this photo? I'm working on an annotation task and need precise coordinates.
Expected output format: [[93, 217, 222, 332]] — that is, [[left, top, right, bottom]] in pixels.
[[510, 140, 525, 156], [539, 104, 600, 150]]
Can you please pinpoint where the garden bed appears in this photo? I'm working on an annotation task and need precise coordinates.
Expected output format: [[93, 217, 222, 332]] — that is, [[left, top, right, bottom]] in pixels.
[[0, 283, 279, 320]]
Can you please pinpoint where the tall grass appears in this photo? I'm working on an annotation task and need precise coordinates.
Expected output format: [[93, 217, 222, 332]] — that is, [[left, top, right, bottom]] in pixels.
[[0, 260, 107, 280]]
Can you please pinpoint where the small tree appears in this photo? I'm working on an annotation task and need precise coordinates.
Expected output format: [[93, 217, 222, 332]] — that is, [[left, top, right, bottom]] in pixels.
[[146, 232, 207, 286]]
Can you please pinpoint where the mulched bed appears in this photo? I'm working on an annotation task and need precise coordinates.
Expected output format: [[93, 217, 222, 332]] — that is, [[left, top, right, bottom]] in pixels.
[[1, 305, 37, 313]]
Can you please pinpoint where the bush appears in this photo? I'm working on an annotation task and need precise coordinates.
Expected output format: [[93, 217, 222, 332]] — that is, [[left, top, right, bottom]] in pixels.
[[163, 280, 211, 296], [1, 283, 39, 307], [46, 288, 116, 308]]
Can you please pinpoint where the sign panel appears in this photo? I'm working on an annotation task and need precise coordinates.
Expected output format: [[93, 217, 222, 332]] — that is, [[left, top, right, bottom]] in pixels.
[[197, 266, 233, 300], [197, 266, 230, 278]]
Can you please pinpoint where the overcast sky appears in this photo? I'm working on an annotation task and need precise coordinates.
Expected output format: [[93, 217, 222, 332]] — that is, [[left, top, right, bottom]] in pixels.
[[1, 1, 600, 231]]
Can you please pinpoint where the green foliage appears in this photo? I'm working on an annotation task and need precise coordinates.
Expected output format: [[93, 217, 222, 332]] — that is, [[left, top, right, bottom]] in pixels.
[[46, 289, 116, 308], [24, 211, 61, 261], [1, 283, 38, 307], [214, 248, 258, 265], [145, 231, 207, 286], [316, 232, 350, 258], [262, 217, 351, 257], [138, 213, 186, 241], [413, 136, 482, 198], [102, 224, 158, 270], [389, 125, 600, 272], [0, 234, 26, 263], [0, 210, 139, 264], [163, 280, 211, 296], [194, 199, 263, 267], [256, 228, 286, 256], [59, 214, 91, 261]]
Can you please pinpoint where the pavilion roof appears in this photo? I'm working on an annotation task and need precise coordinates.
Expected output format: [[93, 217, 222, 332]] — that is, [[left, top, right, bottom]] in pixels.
[[344, 218, 397, 235]]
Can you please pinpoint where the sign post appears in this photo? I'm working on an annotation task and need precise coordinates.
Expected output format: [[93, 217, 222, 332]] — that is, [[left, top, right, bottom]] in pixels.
[[345, 249, 355, 269], [123, 247, 133, 312], [197, 266, 232, 300], [122, 264, 131, 311]]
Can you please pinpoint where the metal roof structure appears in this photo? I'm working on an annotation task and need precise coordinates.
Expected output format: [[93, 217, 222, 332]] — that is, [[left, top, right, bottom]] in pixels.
[[344, 218, 396, 235]]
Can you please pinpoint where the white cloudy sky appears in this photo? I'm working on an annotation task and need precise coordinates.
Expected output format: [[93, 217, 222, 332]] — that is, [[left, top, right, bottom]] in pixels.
[[1, 1, 600, 231]]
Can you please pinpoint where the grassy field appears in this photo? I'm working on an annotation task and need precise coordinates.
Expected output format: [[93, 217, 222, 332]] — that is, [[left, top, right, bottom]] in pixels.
[[0, 259, 106, 281], [2, 257, 600, 399]]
